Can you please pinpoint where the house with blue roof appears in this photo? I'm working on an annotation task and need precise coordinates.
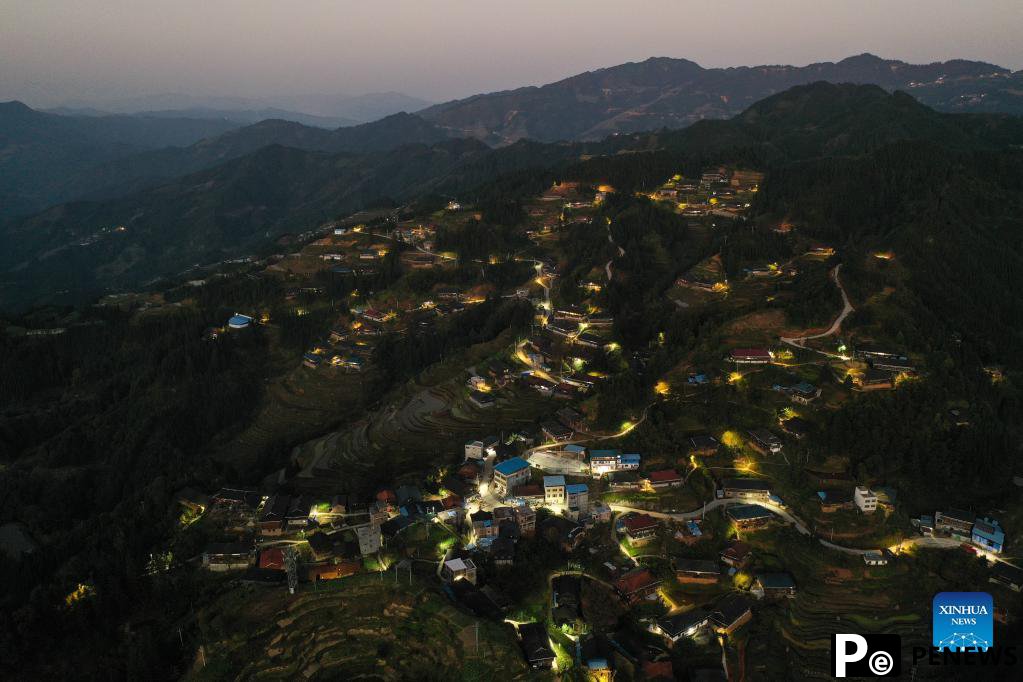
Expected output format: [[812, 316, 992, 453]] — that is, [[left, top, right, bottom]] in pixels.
[[227, 313, 254, 329], [972, 518, 1005, 553], [566, 484, 589, 513], [618, 454, 641, 470], [493, 457, 531, 497]]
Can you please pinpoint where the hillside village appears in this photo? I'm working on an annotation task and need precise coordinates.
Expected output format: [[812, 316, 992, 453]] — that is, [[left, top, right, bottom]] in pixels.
[[127, 167, 1023, 679]]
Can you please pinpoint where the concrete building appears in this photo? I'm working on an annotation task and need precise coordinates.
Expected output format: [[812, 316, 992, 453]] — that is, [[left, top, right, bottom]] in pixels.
[[544, 475, 566, 507], [854, 486, 878, 513], [492, 457, 531, 497]]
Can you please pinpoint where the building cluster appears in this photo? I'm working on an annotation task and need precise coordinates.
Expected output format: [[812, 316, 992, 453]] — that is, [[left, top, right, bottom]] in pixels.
[[918, 509, 1006, 554]]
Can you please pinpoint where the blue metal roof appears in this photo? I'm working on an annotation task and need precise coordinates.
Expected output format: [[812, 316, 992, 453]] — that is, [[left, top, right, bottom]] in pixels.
[[544, 475, 566, 487], [619, 453, 641, 464], [494, 457, 529, 476], [973, 518, 1005, 545], [589, 449, 621, 458], [566, 484, 588, 494]]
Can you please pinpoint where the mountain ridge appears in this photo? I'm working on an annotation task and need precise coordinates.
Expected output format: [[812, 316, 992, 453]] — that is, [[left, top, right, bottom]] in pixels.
[[418, 54, 1020, 143], [4, 82, 1022, 311]]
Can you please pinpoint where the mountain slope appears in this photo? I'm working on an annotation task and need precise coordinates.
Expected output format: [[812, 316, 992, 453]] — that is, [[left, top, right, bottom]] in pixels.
[[4, 84, 1022, 312], [419, 54, 1020, 143], [0, 107, 454, 217], [0, 101, 242, 217]]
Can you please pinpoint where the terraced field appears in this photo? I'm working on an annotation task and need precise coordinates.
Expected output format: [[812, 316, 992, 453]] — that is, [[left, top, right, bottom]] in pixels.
[[294, 372, 553, 490], [212, 362, 367, 472], [189, 575, 532, 681]]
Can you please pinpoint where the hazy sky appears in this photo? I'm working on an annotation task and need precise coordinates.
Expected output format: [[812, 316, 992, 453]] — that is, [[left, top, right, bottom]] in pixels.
[[2, 0, 1021, 107]]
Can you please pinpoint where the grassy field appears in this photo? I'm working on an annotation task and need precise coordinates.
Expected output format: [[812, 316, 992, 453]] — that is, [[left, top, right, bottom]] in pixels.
[[187, 574, 534, 681]]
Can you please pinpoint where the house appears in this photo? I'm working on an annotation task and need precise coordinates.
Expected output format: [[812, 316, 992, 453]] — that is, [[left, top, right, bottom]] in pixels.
[[258, 547, 286, 570], [227, 314, 254, 330], [623, 514, 659, 544], [854, 368, 894, 390], [935, 509, 975, 538], [648, 469, 683, 488], [728, 348, 772, 364], [618, 453, 641, 471], [589, 502, 612, 523], [863, 551, 888, 566], [464, 436, 498, 460], [709, 595, 753, 635], [726, 504, 773, 530], [442, 557, 478, 584], [514, 505, 537, 536], [990, 562, 1023, 592], [556, 407, 585, 432], [302, 352, 322, 369], [491, 537, 515, 566], [518, 623, 555, 669], [458, 460, 483, 480], [747, 429, 782, 454], [202, 543, 253, 571], [555, 443, 587, 461], [469, 390, 496, 409], [541, 420, 573, 442], [720, 540, 753, 568], [817, 489, 853, 513], [211, 487, 262, 512], [307, 532, 337, 561], [675, 558, 720, 584], [492, 457, 531, 497], [355, 524, 382, 555], [614, 568, 661, 604], [539, 515, 585, 552], [972, 518, 1005, 554], [720, 479, 772, 501], [566, 484, 589, 513], [780, 417, 812, 440], [689, 435, 719, 456], [589, 449, 622, 477], [470, 510, 497, 541], [753, 572, 796, 599], [607, 471, 643, 491], [546, 319, 580, 338], [395, 485, 422, 506], [854, 486, 878, 513], [655, 610, 709, 643], [789, 381, 821, 405], [258, 494, 292, 535], [543, 476, 566, 506], [512, 483, 544, 504]]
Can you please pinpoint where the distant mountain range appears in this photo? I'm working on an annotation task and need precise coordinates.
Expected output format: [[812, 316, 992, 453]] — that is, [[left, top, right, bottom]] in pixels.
[[0, 101, 240, 217], [4, 81, 1022, 311], [0, 104, 450, 218], [47, 106, 360, 130], [419, 53, 1022, 143], [44, 91, 433, 126]]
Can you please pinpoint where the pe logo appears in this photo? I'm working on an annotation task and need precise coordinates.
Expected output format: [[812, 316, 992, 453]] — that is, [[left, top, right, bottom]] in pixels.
[[932, 592, 993, 652], [831, 634, 901, 677]]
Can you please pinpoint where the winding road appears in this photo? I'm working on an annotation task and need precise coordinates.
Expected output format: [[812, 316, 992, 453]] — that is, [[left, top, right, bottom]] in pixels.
[[779, 264, 853, 358], [606, 499, 964, 557]]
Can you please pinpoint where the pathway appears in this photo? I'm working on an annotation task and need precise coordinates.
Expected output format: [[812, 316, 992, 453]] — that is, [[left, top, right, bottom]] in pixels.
[[779, 264, 853, 359]]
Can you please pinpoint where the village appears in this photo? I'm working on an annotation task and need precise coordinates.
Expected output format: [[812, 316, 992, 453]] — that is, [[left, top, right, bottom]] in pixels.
[[153, 167, 1023, 679]]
